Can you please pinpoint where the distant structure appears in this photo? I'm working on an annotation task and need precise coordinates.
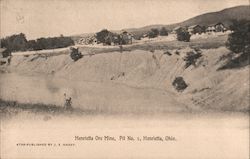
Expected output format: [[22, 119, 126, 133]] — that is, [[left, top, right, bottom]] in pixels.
[[172, 26, 182, 34], [119, 30, 133, 45], [188, 25, 203, 34], [206, 25, 216, 32], [172, 22, 228, 35], [214, 22, 227, 32], [206, 22, 227, 33]]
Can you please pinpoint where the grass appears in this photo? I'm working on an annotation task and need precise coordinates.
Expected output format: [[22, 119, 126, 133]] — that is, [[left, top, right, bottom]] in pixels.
[[0, 99, 86, 119]]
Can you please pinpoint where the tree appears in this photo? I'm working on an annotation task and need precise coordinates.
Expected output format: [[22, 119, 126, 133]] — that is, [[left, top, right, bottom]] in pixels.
[[70, 47, 82, 61], [176, 28, 191, 42], [148, 28, 159, 38], [226, 20, 250, 54], [1, 33, 74, 53], [96, 29, 111, 44], [172, 77, 188, 91], [1, 33, 28, 53], [27, 40, 37, 50], [159, 27, 168, 36]]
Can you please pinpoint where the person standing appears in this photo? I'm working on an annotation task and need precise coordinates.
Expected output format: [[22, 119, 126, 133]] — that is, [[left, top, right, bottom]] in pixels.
[[64, 93, 73, 111]]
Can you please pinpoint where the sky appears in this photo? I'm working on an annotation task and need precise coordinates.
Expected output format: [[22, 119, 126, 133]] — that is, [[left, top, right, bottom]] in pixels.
[[1, 0, 249, 39]]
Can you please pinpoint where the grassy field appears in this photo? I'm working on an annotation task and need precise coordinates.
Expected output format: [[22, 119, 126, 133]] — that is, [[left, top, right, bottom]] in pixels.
[[77, 34, 228, 55]]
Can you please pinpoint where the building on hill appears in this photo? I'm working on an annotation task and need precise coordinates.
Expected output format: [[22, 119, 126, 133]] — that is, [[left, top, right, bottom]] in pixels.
[[214, 22, 227, 32], [188, 25, 203, 34], [172, 26, 182, 33], [119, 30, 133, 45], [105, 30, 134, 45], [206, 25, 216, 32], [206, 22, 227, 33]]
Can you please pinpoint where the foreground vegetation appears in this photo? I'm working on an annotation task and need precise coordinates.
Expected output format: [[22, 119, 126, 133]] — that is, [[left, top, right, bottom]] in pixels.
[[0, 99, 85, 119]]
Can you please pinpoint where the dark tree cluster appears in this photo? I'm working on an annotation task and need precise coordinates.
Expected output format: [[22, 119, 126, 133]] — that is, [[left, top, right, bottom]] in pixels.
[[148, 28, 160, 38], [147, 27, 169, 38], [96, 29, 112, 44], [30, 36, 74, 50], [176, 29, 191, 42], [159, 27, 169, 36], [226, 20, 250, 55], [1, 33, 74, 56], [0, 33, 27, 57]]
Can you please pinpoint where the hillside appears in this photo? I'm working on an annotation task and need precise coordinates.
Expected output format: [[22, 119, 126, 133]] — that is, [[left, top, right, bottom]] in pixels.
[[124, 5, 250, 37], [178, 5, 250, 27], [71, 5, 250, 40]]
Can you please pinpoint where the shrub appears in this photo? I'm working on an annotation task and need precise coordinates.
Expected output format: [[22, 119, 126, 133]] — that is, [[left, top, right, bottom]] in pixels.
[[159, 27, 168, 36], [172, 77, 188, 91], [226, 20, 250, 54], [183, 51, 202, 68], [70, 47, 82, 61], [176, 29, 191, 42]]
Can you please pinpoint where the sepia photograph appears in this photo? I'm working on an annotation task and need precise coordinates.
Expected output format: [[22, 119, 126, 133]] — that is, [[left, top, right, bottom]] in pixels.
[[0, 0, 249, 158]]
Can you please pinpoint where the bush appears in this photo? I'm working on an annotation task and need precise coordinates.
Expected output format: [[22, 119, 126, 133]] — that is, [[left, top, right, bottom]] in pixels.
[[159, 27, 168, 36], [96, 29, 112, 44], [176, 29, 191, 42], [183, 51, 202, 68], [148, 28, 159, 38], [70, 47, 82, 61], [226, 20, 250, 54], [172, 77, 188, 91]]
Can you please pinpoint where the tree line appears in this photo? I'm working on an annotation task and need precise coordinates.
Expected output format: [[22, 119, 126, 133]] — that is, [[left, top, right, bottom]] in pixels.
[[1, 33, 74, 57]]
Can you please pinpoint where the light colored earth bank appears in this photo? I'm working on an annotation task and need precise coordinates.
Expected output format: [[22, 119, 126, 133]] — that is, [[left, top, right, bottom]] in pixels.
[[0, 45, 249, 114]]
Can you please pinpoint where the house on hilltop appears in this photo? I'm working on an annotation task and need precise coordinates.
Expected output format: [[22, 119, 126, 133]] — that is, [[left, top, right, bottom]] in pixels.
[[172, 26, 182, 33], [214, 22, 227, 32], [188, 25, 203, 34], [119, 30, 133, 45], [206, 22, 227, 32], [206, 25, 216, 32]]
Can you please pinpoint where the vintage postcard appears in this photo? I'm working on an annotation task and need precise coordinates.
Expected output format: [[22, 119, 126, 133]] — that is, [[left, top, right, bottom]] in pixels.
[[0, 0, 249, 158]]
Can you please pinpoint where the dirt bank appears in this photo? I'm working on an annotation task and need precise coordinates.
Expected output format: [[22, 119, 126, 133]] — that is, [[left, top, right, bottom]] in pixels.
[[0, 46, 249, 113]]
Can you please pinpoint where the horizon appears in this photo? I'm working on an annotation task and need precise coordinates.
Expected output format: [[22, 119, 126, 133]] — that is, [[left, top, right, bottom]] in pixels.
[[1, 0, 249, 40]]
